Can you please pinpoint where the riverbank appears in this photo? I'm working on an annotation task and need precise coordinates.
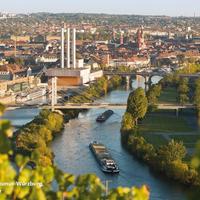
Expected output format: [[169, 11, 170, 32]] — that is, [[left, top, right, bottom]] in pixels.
[[13, 109, 64, 166], [1, 98, 151, 200], [121, 80, 200, 187], [13, 75, 124, 166], [121, 116, 200, 186], [4, 76, 192, 199], [69, 75, 123, 103], [52, 87, 190, 199]]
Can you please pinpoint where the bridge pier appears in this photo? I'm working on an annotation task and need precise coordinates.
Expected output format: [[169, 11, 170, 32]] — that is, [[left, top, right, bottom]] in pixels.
[[145, 83, 148, 93], [148, 76, 153, 86], [176, 108, 179, 118], [51, 77, 57, 111], [126, 76, 131, 90], [144, 76, 149, 84], [144, 76, 154, 92], [144, 76, 152, 86]]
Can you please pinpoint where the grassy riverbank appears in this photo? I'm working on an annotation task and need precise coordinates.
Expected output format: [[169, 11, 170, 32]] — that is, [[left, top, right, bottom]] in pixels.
[[159, 87, 178, 103], [121, 82, 200, 186], [139, 113, 193, 133], [13, 109, 64, 166], [13, 75, 124, 166], [145, 79, 198, 149], [69, 75, 123, 103], [138, 111, 200, 151], [0, 101, 150, 199]]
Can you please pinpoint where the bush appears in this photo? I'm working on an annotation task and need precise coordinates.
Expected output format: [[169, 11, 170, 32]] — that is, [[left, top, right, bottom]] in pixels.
[[69, 75, 123, 103], [0, 103, 150, 200], [121, 112, 135, 132], [157, 140, 186, 163], [14, 110, 64, 166], [121, 124, 199, 186], [126, 88, 148, 125], [147, 83, 162, 112], [127, 135, 156, 162]]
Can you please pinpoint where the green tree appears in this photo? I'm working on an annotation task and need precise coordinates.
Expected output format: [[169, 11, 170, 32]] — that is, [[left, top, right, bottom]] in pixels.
[[179, 93, 189, 105], [127, 88, 148, 125], [177, 78, 189, 104], [156, 140, 186, 170], [147, 84, 162, 106], [194, 78, 200, 117], [178, 78, 189, 93], [0, 103, 150, 199], [121, 112, 135, 132]]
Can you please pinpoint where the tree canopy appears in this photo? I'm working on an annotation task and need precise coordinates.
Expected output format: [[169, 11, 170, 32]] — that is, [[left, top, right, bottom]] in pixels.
[[126, 88, 148, 124]]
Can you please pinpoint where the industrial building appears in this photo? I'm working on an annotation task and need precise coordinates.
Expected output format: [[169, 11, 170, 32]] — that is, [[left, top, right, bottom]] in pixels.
[[45, 27, 103, 87]]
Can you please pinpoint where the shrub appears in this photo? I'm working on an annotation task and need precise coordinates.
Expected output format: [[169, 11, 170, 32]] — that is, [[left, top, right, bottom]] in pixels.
[[121, 112, 135, 132]]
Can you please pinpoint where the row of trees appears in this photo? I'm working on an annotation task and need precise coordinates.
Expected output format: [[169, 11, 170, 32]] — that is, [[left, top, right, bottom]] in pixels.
[[14, 76, 123, 166], [126, 134, 199, 185], [0, 103, 150, 199], [177, 63, 200, 74], [177, 78, 189, 105], [121, 87, 200, 186], [193, 78, 200, 118], [13, 110, 64, 166], [146, 84, 162, 110], [0, 76, 150, 199], [160, 74, 200, 118], [70, 75, 122, 103]]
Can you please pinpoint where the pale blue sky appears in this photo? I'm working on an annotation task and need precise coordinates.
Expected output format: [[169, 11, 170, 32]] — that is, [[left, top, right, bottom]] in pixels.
[[1, 0, 199, 16]]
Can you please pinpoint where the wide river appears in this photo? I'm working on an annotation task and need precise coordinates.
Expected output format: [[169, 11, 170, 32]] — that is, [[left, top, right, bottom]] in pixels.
[[3, 76, 190, 200]]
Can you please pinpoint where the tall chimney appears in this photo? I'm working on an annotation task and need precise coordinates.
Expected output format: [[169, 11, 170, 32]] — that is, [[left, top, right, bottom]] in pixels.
[[120, 32, 124, 45], [66, 28, 70, 68], [72, 28, 76, 68], [61, 28, 65, 68]]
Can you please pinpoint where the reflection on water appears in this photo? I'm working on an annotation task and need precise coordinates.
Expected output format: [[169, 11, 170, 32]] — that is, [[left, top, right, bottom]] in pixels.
[[52, 76, 187, 200], [2, 76, 190, 200]]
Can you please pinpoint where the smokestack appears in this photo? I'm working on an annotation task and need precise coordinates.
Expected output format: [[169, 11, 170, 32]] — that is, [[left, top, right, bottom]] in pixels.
[[72, 28, 76, 68], [66, 28, 70, 68], [120, 32, 124, 45], [61, 28, 65, 68]]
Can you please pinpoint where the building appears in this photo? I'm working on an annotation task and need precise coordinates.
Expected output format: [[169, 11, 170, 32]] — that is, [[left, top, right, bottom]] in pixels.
[[46, 28, 103, 87], [36, 54, 58, 63], [110, 56, 150, 69], [10, 35, 31, 42], [0, 64, 27, 81], [136, 27, 146, 50]]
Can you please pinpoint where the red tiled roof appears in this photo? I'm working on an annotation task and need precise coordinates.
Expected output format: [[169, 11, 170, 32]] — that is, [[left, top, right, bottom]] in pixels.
[[0, 64, 26, 74]]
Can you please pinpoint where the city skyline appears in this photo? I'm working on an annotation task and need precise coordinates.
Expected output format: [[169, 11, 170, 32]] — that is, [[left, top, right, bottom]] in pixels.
[[0, 0, 200, 17]]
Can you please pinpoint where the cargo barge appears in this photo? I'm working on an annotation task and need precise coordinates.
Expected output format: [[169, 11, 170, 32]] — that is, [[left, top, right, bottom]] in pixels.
[[89, 141, 119, 173], [96, 110, 114, 122]]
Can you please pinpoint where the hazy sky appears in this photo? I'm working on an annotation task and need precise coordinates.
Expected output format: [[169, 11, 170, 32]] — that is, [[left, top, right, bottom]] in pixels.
[[1, 0, 199, 16]]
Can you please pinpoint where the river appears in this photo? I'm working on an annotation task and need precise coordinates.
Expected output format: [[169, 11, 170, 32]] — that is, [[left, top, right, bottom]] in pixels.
[[2, 76, 189, 200]]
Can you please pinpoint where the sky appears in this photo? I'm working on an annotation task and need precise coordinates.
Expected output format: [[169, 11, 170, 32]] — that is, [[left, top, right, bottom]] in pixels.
[[0, 0, 199, 17]]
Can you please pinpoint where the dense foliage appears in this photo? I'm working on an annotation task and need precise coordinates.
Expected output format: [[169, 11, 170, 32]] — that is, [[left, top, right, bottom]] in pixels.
[[177, 78, 189, 105], [121, 119, 200, 186], [146, 84, 162, 111], [14, 110, 64, 166], [70, 76, 122, 103], [193, 78, 200, 117], [121, 83, 200, 186], [177, 63, 200, 74], [0, 103, 150, 199], [126, 88, 148, 125]]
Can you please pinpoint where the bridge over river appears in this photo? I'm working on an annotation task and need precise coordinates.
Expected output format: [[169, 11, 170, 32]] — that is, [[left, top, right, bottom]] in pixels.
[[7, 103, 195, 112], [4, 76, 195, 200], [43, 103, 195, 112]]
